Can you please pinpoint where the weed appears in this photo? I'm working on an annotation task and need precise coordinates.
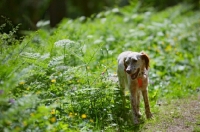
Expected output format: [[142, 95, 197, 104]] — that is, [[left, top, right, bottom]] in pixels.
[[0, 3, 200, 131]]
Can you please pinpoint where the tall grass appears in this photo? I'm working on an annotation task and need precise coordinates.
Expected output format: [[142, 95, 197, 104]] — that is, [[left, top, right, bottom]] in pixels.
[[0, 3, 200, 131]]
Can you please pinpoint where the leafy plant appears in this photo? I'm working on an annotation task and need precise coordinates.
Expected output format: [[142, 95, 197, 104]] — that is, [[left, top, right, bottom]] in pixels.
[[0, 3, 200, 131]]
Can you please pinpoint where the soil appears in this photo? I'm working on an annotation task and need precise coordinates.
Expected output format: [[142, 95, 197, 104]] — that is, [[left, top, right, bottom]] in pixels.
[[141, 94, 200, 132]]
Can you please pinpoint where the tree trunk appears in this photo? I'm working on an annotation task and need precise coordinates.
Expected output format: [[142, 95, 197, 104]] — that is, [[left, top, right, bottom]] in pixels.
[[49, 0, 67, 27]]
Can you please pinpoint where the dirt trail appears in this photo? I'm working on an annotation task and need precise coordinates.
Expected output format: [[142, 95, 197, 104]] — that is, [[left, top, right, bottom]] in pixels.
[[142, 95, 200, 132]]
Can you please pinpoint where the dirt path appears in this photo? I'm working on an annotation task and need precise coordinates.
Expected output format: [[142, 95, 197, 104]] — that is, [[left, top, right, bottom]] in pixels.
[[141, 95, 200, 132]]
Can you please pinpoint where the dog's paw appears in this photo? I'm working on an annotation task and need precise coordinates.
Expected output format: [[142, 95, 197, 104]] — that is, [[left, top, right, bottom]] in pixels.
[[147, 113, 153, 119], [133, 118, 140, 125]]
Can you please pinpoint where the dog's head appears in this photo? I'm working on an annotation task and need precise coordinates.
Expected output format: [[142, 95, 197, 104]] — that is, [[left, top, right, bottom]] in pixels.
[[124, 52, 149, 79]]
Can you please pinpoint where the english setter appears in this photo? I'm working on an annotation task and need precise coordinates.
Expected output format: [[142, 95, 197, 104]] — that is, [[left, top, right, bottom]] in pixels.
[[117, 51, 152, 124]]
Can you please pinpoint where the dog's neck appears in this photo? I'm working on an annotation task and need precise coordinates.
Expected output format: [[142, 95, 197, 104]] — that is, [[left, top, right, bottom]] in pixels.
[[138, 67, 148, 77], [137, 68, 148, 87]]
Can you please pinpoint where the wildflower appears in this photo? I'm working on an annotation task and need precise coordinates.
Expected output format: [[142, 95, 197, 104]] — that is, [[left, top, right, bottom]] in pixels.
[[51, 109, 56, 115], [0, 90, 4, 95], [125, 91, 129, 96], [5, 120, 11, 126], [94, 39, 103, 44], [51, 79, 56, 83], [69, 112, 73, 118], [8, 99, 15, 104], [106, 37, 115, 42], [150, 81, 155, 85], [19, 81, 25, 85], [111, 123, 117, 127], [30, 113, 34, 117], [54, 39, 75, 47], [50, 117, 56, 123], [165, 45, 172, 52], [87, 35, 93, 39], [90, 119, 94, 123], [81, 114, 87, 119], [23, 121, 27, 127], [15, 126, 20, 131], [112, 8, 119, 13]]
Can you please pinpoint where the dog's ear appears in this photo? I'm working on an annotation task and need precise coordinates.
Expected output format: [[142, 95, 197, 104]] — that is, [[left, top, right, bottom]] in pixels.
[[141, 52, 150, 70]]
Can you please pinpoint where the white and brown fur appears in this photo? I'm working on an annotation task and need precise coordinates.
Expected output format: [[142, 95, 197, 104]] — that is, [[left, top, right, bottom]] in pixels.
[[117, 51, 152, 124]]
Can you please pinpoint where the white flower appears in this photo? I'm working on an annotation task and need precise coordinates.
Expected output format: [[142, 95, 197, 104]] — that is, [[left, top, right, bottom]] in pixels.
[[101, 18, 107, 23], [87, 35, 93, 39], [106, 37, 115, 42], [112, 8, 119, 13], [94, 39, 103, 44], [54, 39, 75, 47]]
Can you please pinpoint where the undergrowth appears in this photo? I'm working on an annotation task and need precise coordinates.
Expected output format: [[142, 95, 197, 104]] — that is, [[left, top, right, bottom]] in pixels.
[[0, 3, 200, 131]]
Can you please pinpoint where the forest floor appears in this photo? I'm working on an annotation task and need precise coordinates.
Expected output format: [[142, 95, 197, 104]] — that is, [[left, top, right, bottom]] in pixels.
[[141, 94, 200, 132]]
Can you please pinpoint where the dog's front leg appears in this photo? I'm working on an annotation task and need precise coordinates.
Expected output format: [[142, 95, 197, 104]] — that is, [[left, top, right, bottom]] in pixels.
[[142, 89, 152, 119], [136, 91, 142, 118], [129, 84, 139, 124]]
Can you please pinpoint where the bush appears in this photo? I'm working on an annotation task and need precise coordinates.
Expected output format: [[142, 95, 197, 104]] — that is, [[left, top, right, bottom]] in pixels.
[[0, 3, 200, 131]]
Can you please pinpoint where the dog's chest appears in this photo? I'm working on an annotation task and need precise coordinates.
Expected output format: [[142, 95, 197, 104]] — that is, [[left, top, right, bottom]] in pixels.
[[137, 78, 143, 87]]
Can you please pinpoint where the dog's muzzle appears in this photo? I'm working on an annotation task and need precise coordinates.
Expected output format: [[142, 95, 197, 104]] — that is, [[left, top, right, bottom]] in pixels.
[[131, 68, 140, 80]]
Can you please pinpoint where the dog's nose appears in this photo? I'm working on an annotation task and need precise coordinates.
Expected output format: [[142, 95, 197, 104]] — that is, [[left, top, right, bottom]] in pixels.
[[126, 69, 131, 74]]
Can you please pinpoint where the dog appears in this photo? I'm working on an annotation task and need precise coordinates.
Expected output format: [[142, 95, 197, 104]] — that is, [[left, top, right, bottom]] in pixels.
[[117, 51, 152, 124]]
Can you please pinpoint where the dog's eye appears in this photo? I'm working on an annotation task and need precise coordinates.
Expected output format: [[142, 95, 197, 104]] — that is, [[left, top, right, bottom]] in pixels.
[[125, 60, 129, 64], [132, 59, 137, 63]]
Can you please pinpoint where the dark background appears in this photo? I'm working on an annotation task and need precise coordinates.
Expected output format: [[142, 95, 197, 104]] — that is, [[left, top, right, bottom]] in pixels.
[[0, 0, 199, 35]]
